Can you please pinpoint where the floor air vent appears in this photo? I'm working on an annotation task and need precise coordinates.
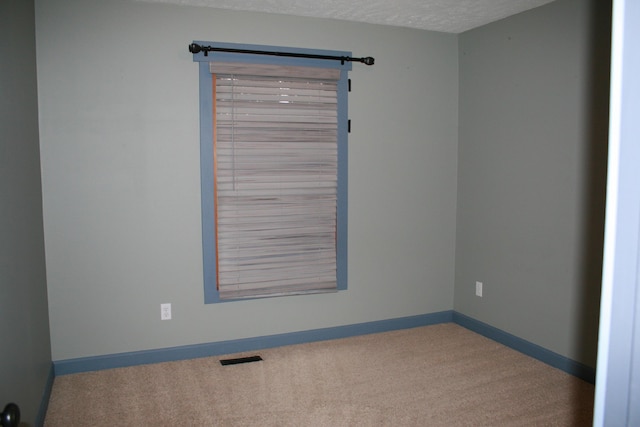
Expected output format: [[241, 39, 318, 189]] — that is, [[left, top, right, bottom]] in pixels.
[[220, 355, 263, 366]]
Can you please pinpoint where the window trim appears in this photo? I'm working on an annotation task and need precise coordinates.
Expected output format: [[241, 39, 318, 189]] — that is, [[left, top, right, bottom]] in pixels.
[[193, 41, 350, 303]]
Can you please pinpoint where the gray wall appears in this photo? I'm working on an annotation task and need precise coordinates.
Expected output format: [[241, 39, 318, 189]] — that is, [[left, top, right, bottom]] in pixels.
[[0, 0, 52, 424], [455, 0, 611, 367], [35, 0, 458, 361], [34, 0, 610, 371]]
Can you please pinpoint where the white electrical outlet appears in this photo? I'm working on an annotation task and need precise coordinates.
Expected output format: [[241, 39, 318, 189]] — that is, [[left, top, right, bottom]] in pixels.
[[475, 281, 483, 297], [161, 303, 172, 320]]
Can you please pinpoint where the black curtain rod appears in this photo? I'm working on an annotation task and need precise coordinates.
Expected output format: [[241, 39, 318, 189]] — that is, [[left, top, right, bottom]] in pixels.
[[188, 43, 374, 66]]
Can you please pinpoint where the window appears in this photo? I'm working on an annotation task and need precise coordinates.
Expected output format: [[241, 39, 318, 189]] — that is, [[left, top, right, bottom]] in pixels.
[[192, 42, 350, 302]]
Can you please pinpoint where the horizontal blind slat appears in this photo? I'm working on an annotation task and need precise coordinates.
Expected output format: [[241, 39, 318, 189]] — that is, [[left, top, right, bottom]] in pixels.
[[210, 62, 341, 81]]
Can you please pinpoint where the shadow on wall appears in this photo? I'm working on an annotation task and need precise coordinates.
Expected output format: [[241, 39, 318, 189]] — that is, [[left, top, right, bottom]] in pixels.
[[574, 0, 612, 369]]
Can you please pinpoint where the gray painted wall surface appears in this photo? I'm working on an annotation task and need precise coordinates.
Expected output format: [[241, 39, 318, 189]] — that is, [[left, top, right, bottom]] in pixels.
[[36, 0, 458, 361], [34, 0, 611, 372], [455, 0, 611, 367], [0, 0, 52, 424]]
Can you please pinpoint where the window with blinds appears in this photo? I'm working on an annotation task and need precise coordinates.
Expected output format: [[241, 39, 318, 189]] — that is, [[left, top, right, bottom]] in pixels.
[[213, 63, 339, 299], [193, 42, 350, 302]]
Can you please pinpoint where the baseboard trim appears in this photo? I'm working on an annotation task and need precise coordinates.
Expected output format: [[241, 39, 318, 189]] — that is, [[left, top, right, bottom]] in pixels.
[[36, 363, 55, 427], [54, 310, 454, 375], [452, 312, 596, 384], [53, 310, 594, 384]]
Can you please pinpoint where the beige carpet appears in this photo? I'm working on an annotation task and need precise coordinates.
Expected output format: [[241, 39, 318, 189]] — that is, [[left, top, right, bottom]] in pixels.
[[44, 323, 594, 426]]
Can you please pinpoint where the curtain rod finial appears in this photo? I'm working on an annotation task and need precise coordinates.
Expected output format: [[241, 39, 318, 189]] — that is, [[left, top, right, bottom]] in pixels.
[[189, 43, 202, 54], [362, 57, 374, 66]]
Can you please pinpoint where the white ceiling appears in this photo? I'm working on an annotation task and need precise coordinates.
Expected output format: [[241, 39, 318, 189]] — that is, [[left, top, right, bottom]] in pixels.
[[140, 0, 556, 33]]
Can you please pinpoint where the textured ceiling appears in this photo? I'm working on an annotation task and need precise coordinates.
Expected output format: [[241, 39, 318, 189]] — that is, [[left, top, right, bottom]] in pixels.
[[140, 0, 556, 33]]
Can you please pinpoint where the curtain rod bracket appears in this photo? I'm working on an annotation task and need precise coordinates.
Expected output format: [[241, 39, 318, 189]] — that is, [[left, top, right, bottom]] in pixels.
[[188, 43, 374, 66]]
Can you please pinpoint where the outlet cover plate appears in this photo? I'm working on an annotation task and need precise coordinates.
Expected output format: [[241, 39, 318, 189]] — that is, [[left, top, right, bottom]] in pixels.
[[475, 281, 483, 297], [161, 303, 172, 320]]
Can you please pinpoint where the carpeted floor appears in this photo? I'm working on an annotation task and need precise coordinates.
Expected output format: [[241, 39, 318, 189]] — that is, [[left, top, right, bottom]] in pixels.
[[45, 323, 594, 426]]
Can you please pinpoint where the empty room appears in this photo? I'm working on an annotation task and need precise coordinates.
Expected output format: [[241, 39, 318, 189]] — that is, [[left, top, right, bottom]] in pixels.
[[2, 0, 638, 425]]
